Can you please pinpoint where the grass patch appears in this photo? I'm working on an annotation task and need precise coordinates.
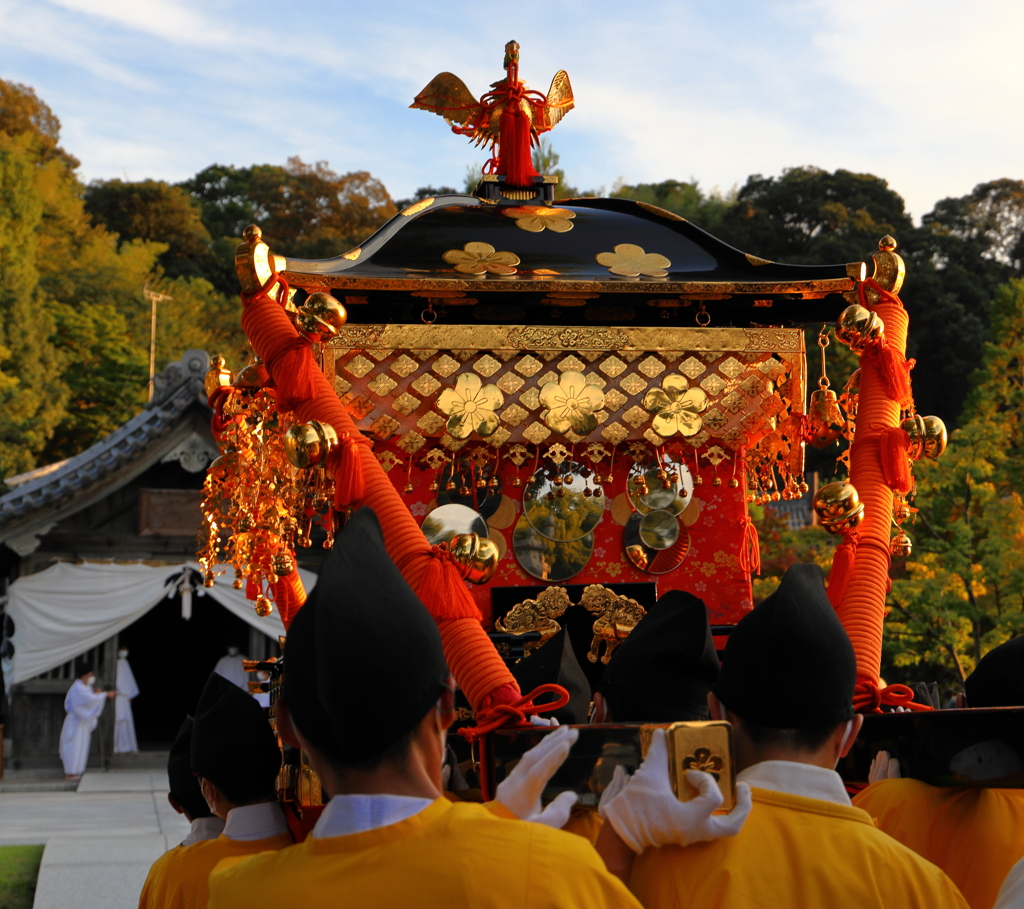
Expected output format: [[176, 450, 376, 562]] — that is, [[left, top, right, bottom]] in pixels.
[[0, 845, 44, 909]]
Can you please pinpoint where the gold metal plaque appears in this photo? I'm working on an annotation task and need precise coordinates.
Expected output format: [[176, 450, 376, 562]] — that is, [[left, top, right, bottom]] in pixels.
[[665, 720, 736, 812]]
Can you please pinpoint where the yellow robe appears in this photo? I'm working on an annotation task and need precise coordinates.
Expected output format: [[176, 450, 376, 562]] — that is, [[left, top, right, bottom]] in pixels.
[[854, 779, 1024, 909], [630, 787, 970, 909], [208, 796, 642, 909], [138, 831, 293, 909], [562, 805, 604, 844]]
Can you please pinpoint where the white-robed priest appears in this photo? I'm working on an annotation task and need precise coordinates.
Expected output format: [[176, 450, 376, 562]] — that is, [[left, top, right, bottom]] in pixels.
[[60, 662, 115, 779], [114, 647, 139, 754]]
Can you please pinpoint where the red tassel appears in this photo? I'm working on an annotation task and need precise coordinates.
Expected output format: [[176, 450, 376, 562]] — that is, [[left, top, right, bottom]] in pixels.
[[864, 343, 913, 409], [879, 426, 913, 494], [828, 532, 858, 609], [330, 436, 368, 508], [416, 551, 483, 621], [497, 103, 537, 187], [738, 516, 761, 575]]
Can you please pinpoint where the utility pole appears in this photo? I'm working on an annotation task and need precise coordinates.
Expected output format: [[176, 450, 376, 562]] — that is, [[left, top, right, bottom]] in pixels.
[[142, 282, 173, 401]]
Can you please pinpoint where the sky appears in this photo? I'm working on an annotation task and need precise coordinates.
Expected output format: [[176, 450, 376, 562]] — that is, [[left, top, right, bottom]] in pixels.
[[1, 0, 1022, 222]]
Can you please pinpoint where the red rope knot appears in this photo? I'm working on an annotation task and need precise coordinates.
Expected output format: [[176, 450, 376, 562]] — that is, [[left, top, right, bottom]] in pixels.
[[856, 279, 914, 408], [241, 271, 291, 309], [460, 683, 570, 742], [878, 683, 932, 712]]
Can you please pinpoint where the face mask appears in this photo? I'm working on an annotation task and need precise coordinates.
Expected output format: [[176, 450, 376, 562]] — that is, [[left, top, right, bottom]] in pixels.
[[84, 675, 96, 686], [227, 647, 239, 656], [118, 650, 128, 659]]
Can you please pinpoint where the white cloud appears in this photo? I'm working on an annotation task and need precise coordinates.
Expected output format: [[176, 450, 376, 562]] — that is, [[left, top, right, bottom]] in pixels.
[[1, 0, 1020, 227]]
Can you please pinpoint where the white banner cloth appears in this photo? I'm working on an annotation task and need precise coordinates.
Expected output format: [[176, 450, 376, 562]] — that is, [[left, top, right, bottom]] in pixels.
[[6, 560, 315, 684]]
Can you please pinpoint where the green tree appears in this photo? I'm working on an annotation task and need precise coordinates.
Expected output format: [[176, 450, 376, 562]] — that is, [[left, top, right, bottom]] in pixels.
[[0, 134, 68, 477], [883, 279, 1024, 687], [182, 158, 397, 260], [715, 166, 913, 265], [83, 179, 213, 280], [610, 178, 734, 236]]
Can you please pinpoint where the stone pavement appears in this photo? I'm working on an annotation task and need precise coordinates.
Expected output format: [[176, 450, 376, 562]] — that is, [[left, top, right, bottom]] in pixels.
[[0, 769, 189, 909]]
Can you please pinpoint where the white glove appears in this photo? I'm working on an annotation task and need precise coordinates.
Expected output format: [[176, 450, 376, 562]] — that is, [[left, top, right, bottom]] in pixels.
[[495, 725, 580, 828], [868, 749, 901, 784], [598, 764, 631, 819], [529, 715, 560, 726], [602, 729, 752, 853]]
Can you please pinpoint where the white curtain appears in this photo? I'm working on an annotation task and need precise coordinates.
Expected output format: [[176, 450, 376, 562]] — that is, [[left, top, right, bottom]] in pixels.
[[5, 560, 315, 685]]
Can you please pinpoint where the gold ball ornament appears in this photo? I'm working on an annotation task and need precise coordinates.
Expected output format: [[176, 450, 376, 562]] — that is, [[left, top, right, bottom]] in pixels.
[[204, 355, 233, 398], [271, 552, 295, 577], [447, 532, 500, 585], [296, 292, 348, 339], [890, 528, 912, 558], [253, 596, 274, 617], [233, 359, 271, 389], [242, 224, 263, 244], [901, 414, 948, 461], [835, 304, 885, 352], [284, 420, 339, 469], [813, 481, 865, 535]]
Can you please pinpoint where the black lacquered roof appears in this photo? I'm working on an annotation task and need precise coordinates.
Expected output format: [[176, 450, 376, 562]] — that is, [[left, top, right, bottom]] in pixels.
[[272, 195, 865, 327]]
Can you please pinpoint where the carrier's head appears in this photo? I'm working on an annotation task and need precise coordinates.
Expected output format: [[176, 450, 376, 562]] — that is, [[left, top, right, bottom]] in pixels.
[[711, 563, 861, 771], [190, 672, 281, 817], [280, 508, 452, 796], [167, 716, 213, 821], [511, 627, 590, 725], [963, 636, 1024, 708], [75, 660, 95, 684], [594, 590, 718, 723]]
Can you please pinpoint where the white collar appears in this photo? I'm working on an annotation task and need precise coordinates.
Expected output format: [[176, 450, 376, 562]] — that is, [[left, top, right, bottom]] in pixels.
[[311, 794, 434, 839], [181, 815, 225, 846], [736, 760, 853, 807], [222, 801, 288, 841]]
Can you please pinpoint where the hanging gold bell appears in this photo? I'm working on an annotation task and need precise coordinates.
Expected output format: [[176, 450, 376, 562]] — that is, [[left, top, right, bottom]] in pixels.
[[295, 292, 348, 338], [813, 481, 865, 534], [835, 304, 885, 352], [204, 355, 233, 397], [806, 387, 845, 448], [901, 414, 948, 460], [253, 596, 275, 617], [271, 552, 296, 577], [890, 528, 912, 557], [447, 533, 500, 584], [233, 358, 271, 389], [892, 496, 912, 524], [284, 420, 338, 469]]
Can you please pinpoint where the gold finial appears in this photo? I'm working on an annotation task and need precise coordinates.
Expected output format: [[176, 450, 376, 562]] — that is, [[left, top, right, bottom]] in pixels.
[[879, 235, 897, 252], [243, 224, 263, 243]]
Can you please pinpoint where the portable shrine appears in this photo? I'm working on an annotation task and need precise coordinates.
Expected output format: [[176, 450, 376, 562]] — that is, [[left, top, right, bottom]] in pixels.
[[198, 41, 1010, 813]]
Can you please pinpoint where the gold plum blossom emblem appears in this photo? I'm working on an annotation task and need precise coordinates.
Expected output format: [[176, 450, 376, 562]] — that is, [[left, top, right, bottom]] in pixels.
[[682, 747, 724, 781], [596, 243, 671, 277], [539, 370, 606, 435], [643, 375, 708, 437], [443, 242, 520, 276], [436, 373, 505, 438], [502, 206, 576, 233]]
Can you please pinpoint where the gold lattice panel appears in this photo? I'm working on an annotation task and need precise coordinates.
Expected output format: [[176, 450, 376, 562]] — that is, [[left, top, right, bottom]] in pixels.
[[326, 325, 805, 454]]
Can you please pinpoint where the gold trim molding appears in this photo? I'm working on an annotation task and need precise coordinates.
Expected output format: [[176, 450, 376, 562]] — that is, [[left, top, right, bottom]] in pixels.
[[325, 324, 804, 353], [280, 273, 858, 296]]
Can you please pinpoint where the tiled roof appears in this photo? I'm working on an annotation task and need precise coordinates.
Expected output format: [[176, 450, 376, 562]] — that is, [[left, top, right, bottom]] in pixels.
[[0, 351, 211, 530]]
